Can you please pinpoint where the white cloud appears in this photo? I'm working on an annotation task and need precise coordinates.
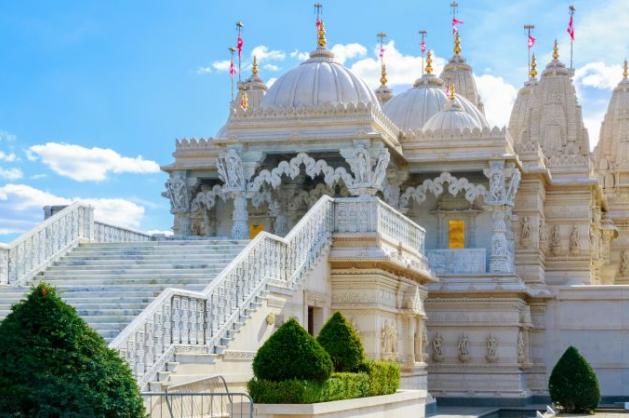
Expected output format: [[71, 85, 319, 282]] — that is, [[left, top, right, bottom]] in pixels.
[[475, 74, 518, 128], [0, 131, 16, 142], [267, 77, 278, 87], [28, 142, 160, 182], [0, 184, 146, 237], [250, 45, 286, 62], [290, 50, 310, 61], [0, 150, 16, 162], [350, 41, 446, 89], [0, 167, 23, 180], [196, 66, 212, 75], [330, 43, 367, 65], [263, 64, 280, 72], [212, 60, 232, 72], [583, 110, 606, 150], [146, 229, 174, 236], [574, 62, 623, 91]]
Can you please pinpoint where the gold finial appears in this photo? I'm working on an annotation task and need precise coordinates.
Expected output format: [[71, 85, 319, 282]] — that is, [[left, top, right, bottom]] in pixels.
[[425, 50, 433, 75], [624, 59, 628, 80], [529, 54, 538, 79], [240, 91, 249, 111], [552, 39, 559, 60], [317, 20, 327, 48], [449, 83, 456, 101], [454, 32, 462, 56], [252, 56, 258, 77], [380, 63, 388, 87]]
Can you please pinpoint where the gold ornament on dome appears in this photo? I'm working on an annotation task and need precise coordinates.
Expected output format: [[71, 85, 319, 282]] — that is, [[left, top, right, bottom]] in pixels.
[[454, 32, 462, 56], [425, 50, 433, 75], [380, 63, 388, 87], [529, 54, 538, 79], [552, 40, 559, 60], [252, 55, 258, 77]]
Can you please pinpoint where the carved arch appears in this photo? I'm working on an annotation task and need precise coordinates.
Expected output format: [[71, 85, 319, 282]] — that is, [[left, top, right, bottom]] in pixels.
[[190, 185, 227, 212], [399, 172, 487, 212], [248, 152, 354, 193]]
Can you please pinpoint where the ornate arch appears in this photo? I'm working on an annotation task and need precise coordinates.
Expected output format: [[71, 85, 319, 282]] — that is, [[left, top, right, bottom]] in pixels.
[[190, 185, 227, 212], [399, 172, 487, 212], [248, 152, 354, 193]]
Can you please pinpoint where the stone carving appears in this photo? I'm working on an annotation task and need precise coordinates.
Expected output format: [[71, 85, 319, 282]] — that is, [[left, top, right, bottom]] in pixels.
[[520, 216, 532, 247], [619, 251, 629, 276], [340, 144, 391, 195], [231, 194, 249, 241], [399, 172, 487, 212], [420, 322, 429, 362], [163, 171, 192, 214], [539, 218, 548, 252], [431, 332, 444, 363], [249, 152, 353, 193], [490, 209, 512, 273], [427, 249, 486, 274], [550, 225, 562, 256], [217, 148, 245, 192], [190, 185, 226, 212], [457, 334, 471, 363], [569, 225, 580, 255], [517, 330, 528, 363], [381, 320, 398, 360], [483, 160, 521, 206], [485, 334, 498, 363]]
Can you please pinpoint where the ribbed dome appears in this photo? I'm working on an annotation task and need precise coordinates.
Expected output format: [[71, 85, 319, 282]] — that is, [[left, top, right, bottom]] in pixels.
[[260, 49, 379, 109], [423, 100, 482, 132], [383, 74, 489, 131]]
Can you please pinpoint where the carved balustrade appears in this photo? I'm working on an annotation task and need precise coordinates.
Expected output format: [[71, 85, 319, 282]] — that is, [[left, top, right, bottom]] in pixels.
[[0, 203, 153, 285]]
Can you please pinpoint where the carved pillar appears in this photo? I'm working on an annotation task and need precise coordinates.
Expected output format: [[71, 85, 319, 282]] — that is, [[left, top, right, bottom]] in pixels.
[[484, 160, 521, 274], [340, 143, 390, 197], [231, 193, 249, 240], [162, 171, 196, 236]]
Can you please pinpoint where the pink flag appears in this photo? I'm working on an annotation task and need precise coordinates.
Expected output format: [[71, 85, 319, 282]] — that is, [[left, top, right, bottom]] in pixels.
[[567, 15, 575, 40], [237, 34, 244, 58], [452, 17, 464, 33], [379, 45, 385, 59], [316, 17, 321, 29], [229, 61, 236, 77], [420, 39, 426, 54], [528, 34, 536, 49]]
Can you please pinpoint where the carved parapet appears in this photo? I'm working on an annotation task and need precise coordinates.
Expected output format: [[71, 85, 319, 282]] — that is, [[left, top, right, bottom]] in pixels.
[[403, 126, 507, 142], [427, 248, 487, 275]]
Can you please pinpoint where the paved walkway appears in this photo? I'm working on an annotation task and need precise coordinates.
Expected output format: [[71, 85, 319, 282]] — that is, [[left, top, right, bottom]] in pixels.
[[431, 408, 629, 418]]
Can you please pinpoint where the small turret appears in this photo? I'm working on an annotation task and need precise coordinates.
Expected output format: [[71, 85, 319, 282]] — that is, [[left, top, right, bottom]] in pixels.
[[235, 55, 267, 112]]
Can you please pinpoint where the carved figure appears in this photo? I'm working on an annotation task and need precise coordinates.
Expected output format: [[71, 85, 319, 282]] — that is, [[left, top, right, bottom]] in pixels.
[[457, 334, 470, 363], [517, 330, 527, 363], [569, 225, 580, 255], [431, 332, 444, 363], [163, 172, 190, 213], [619, 251, 629, 276], [381, 320, 398, 360], [486, 334, 498, 363], [520, 216, 531, 246], [551, 225, 562, 255], [217, 148, 245, 191]]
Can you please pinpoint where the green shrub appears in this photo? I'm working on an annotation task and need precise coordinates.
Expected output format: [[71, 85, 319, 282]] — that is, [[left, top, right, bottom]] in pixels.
[[248, 361, 400, 403], [549, 346, 600, 413], [253, 318, 333, 382], [358, 360, 400, 396], [317, 312, 364, 372], [0, 283, 145, 417], [248, 372, 370, 404]]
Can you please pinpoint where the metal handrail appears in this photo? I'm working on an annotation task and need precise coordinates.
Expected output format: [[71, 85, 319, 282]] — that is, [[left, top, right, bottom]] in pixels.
[[141, 391, 253, 418]]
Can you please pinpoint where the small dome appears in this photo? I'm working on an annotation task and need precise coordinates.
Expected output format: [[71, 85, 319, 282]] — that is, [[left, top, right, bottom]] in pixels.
[[383, 74, 489, 131], [423, 100, 482, 132], [260, 49, 379, 109]]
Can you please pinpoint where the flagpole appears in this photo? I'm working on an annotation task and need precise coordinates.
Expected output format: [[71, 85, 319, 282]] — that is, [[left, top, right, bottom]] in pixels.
[[450, 1, 458, 41], [419, 30, 427, 76], [524, 24, 534, 76], [236, 21, 244, 82], [569, 5, 575, 69], [229, 47, 236, 102]]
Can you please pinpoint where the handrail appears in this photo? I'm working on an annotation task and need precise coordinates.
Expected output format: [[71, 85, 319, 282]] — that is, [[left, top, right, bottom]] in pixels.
[[0, 202, 154, 285], [141, 391, 253, 418], [110, 195, 336, 388], [109, 195, 428, 390]]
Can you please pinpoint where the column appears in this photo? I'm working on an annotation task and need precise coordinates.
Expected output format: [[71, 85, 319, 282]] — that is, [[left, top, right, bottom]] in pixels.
[[231, 193, 249, 240]]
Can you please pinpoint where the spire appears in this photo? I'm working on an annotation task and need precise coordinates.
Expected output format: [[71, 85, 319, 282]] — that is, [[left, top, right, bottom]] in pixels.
[[454, 32, 462, 56], [624, 59, 628, 80], [375, 31, 392, 103], [314, 3, 326, 49], [449, 83, 456, 101], [426, 50, 433, 75], [529, 54, 538, 79], [252, 55, 258, 77], [380, 63, 388, 87], [553, 39, 559, 61]]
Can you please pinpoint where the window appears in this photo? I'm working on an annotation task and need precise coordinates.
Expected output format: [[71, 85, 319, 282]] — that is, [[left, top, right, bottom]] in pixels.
[[448, 219, 465, 249]]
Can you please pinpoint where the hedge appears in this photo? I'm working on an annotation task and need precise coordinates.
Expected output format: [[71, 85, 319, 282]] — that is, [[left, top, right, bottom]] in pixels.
[[317, 312, 364, 372], [248, 361, 400, 404], [549, 346, 600, 413], [0, 283, 145, 417], [253, 318, 333, 382]]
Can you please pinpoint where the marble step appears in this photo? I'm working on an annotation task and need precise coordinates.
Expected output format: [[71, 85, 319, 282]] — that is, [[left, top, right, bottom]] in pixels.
[[53, 259, 235, 268], [83, 240, 247, 248], [72, 245, 246, 254], [44, 267, 224, 276]]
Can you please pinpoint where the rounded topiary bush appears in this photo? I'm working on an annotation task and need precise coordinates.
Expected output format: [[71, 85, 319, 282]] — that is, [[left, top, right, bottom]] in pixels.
[[253, 318, 333, 382], [0, 283, 145, 417], [316, 312, 364, 372], [549, 346, 600, 413]]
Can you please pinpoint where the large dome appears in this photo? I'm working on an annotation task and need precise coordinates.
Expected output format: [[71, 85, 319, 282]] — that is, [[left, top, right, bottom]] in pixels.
[[383, 74, 489, 131], [261, 49, 379, 109], [423, 100, 482, 132]]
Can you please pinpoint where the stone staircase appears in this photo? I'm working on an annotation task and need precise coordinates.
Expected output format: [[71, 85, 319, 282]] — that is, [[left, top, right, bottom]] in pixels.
[[0, 240, 248, 343]]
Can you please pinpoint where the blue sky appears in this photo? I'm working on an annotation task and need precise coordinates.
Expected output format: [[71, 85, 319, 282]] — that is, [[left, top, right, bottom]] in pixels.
[[1, 0, 628, 242]]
